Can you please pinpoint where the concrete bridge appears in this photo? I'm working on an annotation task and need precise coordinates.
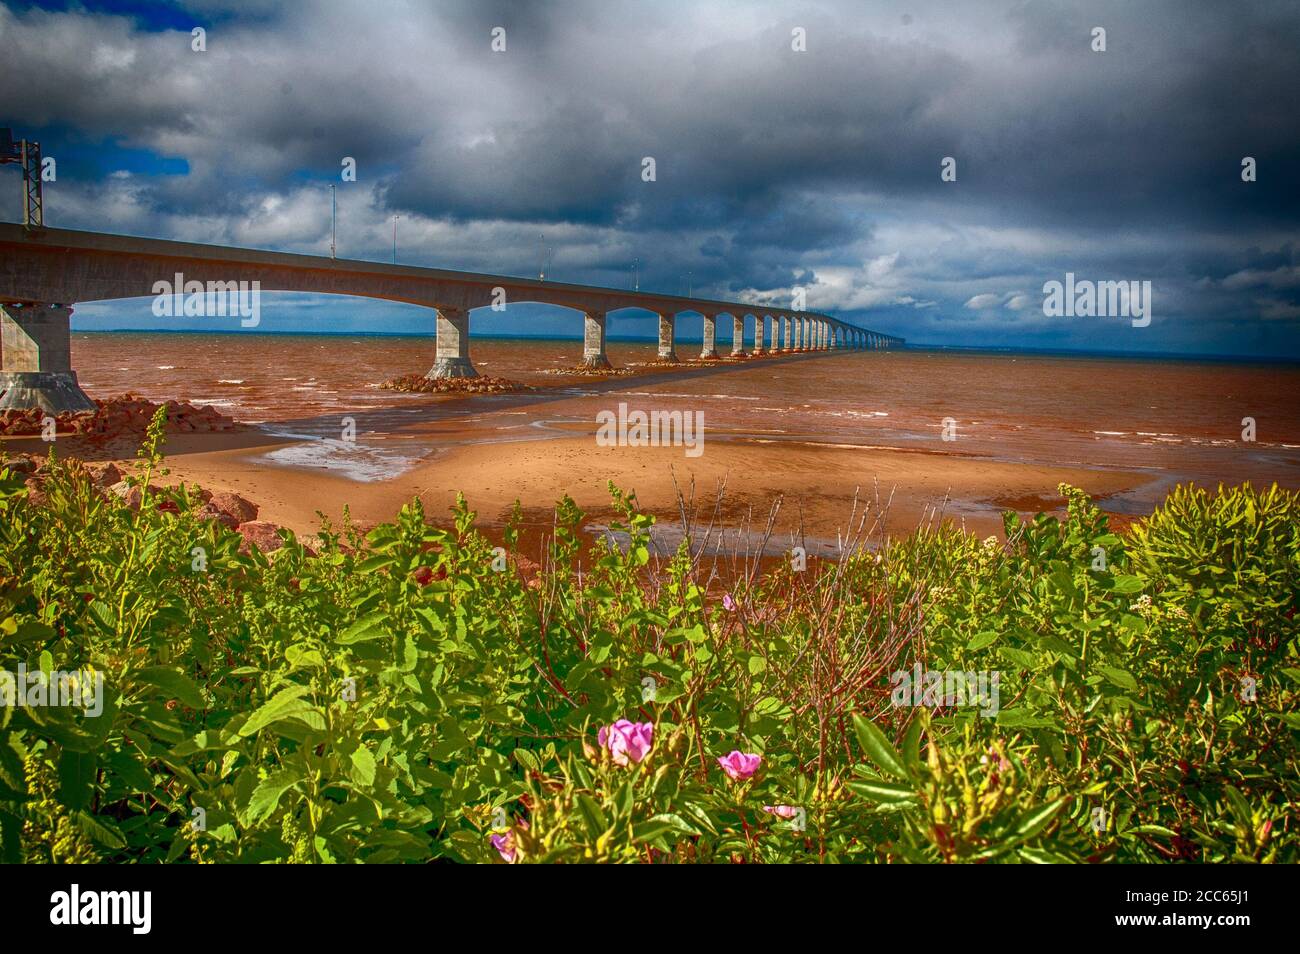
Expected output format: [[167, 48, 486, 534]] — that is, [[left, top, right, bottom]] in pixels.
[[0, 224, 903, 412]]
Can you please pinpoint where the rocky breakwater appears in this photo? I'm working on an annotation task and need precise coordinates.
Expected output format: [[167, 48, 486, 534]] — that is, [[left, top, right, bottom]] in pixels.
[[380, 374, 533, 395], [0, 394, 241, 439], [6, 452, 289, 556]]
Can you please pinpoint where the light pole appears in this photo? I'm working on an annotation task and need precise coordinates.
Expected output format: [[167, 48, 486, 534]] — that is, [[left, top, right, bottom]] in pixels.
[[633, 258, 639, 292], [392, 214, 399, 264], [329, 184, 336, 259]]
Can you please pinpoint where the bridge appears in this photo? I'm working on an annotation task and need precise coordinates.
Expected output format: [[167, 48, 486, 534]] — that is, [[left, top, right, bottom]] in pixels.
[[0, 223, 903, 412]]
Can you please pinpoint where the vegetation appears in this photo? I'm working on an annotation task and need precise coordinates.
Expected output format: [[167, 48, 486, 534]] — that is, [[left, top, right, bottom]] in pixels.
[[0, 409, 1295, 863]]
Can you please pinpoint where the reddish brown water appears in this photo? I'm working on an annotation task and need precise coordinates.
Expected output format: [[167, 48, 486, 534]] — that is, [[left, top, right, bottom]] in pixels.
[[71, 332, 1300, 500]]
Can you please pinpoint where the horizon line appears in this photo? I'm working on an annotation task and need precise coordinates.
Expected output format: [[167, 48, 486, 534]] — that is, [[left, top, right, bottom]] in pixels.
[[67, 328, 1300, 365]]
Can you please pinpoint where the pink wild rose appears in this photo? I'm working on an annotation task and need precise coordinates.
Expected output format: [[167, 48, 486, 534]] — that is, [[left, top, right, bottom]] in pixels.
[[490, 818, 528, 863], [490, 830, 517, 864], [718, 750, 762, 780], [722, 593, 737, 612], [597, 720, 654, 766]]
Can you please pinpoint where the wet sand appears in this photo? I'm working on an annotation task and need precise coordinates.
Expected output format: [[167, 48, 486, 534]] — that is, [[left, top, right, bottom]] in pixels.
[[9, 333, 1298, 549], [9, 418, 1154, 546]]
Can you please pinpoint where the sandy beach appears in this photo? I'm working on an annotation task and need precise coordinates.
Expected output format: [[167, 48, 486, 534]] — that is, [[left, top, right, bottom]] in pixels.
[[9, 334, 1297, 553], [3, 395, 1159, 550]]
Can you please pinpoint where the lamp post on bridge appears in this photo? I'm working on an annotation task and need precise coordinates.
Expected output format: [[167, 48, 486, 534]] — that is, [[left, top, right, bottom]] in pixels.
[[0, 128, 44, 229]]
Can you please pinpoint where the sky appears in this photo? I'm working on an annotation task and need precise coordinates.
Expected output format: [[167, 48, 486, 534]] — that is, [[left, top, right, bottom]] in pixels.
[[1, 0, 1298, 356]]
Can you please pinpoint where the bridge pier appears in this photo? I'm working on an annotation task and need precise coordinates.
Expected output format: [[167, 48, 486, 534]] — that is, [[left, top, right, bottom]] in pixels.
[[700, 314, 719, 359], [657, 313, 679, 362], [730, 314, 746, 356], [427, 306, 477, 379], [752, 315, 765, 354], [582, 311, 612, 369], [0, 304, 96, 413]]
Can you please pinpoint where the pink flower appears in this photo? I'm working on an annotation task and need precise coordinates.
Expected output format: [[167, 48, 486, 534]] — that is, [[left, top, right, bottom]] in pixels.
[[717, 750, 762, 780], [489, 817, 527, 863], [763, 804, 799, 819], [722, 593, 737, 612], [489, 830, 516, 863], [597, 720, 654, 766]]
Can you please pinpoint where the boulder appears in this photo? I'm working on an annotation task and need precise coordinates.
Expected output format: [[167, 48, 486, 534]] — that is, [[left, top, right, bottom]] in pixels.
[[196, 501, 239, 529], [208, 491, 258, 525], [86, 462, 122, 490], [237, 520, 284, 553], [23, 477, 47, 508]]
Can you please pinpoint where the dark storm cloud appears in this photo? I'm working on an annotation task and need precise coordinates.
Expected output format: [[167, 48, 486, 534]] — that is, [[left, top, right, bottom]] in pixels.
[[1, 0, 1297, 354]]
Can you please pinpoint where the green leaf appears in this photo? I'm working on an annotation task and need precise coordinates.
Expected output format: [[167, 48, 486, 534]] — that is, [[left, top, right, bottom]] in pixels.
[[851, 714, 908, 779], [241, 769, 303, 826], [238, 686, 324, 737], [71, 810, 127, 850], [1097, 666, 1138, 692], [967, 631, 999, 651], [996, 708, 1058, 729], [847, 778, 920, 804], [1014, 798, 1065, 842], [136, 666, 206, 709], [1108, 575, 1145, 594], [337, 611, 390, 645], [576, 794, 608, 838], [349, 747, 376, 788], [901, 714, 924, 769], [57, 749, 96, 811]]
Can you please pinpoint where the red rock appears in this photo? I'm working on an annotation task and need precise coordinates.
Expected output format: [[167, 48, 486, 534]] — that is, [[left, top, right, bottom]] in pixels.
[[23, 477, 47, 508], [196, 502, 238, 529], [109, 480, 141, 510], [86, 462, 122, 489], [208, 491, 258, 525], [238, 520, 284, 553]]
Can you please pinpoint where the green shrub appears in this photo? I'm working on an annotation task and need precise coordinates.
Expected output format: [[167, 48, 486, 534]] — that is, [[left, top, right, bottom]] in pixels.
[[0, 420, 1294, 863]]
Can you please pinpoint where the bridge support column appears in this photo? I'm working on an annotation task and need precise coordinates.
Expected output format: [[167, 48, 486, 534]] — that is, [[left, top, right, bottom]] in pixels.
[[752, 316, 765, 354], [0, 304, 96, 413], [657, 313, 679, 362], [700, 314, 719, 359], [582, 311, 612, 369], [778, 316, 788, 351], [819, 321, 828, 350], [730, 314, 746, 356], [427, 306, 477, 379]]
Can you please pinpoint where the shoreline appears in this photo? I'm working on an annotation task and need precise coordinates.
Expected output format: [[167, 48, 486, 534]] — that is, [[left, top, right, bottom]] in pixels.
[[4, 423, 1160, 544]]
